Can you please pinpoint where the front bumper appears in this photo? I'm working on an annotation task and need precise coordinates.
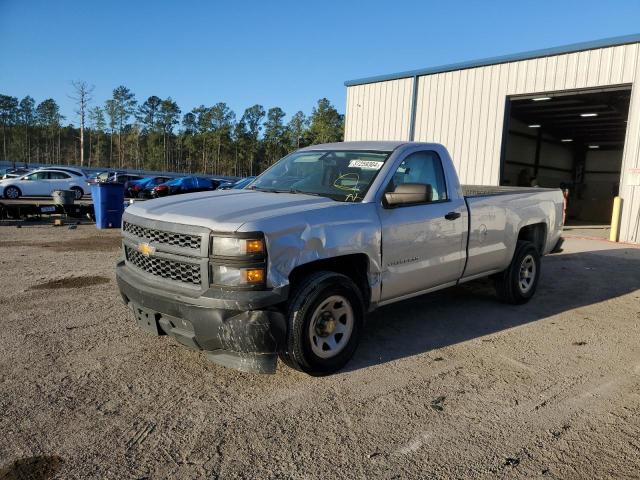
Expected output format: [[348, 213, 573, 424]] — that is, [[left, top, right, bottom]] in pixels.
[[116, 261, 288, 373]]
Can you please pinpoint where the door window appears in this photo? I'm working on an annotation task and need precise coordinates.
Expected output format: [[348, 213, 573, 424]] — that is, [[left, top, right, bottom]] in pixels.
[[389, 151, 448, 202], [47, 171, 71, 179], [24, 172, 49, 180]]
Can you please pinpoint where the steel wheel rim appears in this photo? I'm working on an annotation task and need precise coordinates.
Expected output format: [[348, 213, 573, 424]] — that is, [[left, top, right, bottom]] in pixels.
[[309, 295, 354, 359], [6, 188, 18, 199], [518, 254, 536, 293], [74, 189, 82, 200]]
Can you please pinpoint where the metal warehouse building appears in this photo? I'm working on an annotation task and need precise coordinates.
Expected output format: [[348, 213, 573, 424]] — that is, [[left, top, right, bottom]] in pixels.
[[344, 34, 640, 244]]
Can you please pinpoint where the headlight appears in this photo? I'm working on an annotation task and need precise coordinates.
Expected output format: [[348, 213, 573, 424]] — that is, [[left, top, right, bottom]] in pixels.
[[211, 265, 265, 287], [209, 234, 267, 288], [211, 236, 264, 257]]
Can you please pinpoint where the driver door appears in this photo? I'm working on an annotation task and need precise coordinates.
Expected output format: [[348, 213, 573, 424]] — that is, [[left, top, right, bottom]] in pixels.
[[379, 150, 467, 302], [20, 171, 49, 195]]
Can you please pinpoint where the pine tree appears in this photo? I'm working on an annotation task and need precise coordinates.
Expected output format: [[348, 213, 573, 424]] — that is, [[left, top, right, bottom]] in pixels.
[[0, 95, 19, 164], [241, 105, 265, 176], [111, 86, 137, 167], [264, 107, 286, 165], [70, 80, 94, 166], [88, 106, 106, 166], [308, 98, 344, 145]]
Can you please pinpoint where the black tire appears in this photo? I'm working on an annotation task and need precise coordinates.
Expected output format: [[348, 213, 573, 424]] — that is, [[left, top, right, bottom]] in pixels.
[[4, 186, 21, 200], [280, 271, 365, 375], [494, 240, 541, 304], [70, 187, 83, 200]]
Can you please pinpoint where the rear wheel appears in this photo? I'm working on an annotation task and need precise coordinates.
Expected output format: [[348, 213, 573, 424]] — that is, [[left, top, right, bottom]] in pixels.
[[4, 186, 20, 199], [494, 240, 541, 304], [280, 271, 364, 375], [70, 187, 83, 200]]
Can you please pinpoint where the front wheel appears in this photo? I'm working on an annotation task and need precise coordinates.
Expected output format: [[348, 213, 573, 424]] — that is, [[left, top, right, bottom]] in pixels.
[[4, 186, 20, 199], [280, 271, 365, 375], [494, 240, 541, 304]]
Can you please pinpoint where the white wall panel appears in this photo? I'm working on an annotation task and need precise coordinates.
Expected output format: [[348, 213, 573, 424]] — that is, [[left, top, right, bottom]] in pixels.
[[344, 77, 413, 142], [619, 44, 640, 243]]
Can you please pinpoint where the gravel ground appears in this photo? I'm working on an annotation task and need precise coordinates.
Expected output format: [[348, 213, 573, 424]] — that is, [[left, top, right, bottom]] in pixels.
[[0, 224, 639, 479]]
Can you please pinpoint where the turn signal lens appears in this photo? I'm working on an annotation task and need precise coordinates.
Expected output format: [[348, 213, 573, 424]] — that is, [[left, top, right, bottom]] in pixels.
[[246, 239, 264, 254], [244, 268, 265, 283], [211, 265, 265, 286]]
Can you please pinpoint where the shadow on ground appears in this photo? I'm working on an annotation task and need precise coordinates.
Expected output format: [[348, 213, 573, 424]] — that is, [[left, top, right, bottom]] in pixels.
[[0, 456, 63, 480], [347, 247, 640, 372]]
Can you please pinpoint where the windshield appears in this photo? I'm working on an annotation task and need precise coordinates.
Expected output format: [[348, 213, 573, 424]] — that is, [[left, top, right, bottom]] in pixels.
[[250, 150, 390, 202]]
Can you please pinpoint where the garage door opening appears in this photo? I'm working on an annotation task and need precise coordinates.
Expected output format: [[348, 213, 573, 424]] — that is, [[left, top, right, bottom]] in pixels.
[[500, 87, 631, 227]]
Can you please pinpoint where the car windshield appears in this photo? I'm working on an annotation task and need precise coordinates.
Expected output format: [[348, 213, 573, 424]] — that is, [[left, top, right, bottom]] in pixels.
[[250, 150, 391, 202]]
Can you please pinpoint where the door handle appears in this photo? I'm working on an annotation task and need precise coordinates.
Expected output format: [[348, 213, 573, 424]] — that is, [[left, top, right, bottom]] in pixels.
[[444, 211, 461, 220]]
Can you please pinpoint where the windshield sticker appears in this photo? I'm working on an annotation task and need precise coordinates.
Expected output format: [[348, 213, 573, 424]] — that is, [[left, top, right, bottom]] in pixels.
[[333, 173, 360, 191], [348, 160, 383, 170]]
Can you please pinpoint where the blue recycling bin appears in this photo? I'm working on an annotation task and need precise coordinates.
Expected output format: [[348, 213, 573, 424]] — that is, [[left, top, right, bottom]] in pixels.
[[91, 182, 125, 229]]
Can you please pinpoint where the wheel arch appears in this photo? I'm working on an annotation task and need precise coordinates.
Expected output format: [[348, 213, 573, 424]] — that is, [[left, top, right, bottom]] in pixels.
[[288, 253, 372, 310], [517, 222, 547, 254], [70, 185, 84, 195]]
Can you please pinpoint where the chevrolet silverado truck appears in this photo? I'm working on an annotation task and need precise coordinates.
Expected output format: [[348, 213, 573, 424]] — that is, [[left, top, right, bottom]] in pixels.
[[116, 141, 564, 375]]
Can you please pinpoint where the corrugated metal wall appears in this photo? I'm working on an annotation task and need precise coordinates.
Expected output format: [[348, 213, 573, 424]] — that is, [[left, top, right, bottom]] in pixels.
[[344, 43, 640, 243], [344, 78, 414, 141]]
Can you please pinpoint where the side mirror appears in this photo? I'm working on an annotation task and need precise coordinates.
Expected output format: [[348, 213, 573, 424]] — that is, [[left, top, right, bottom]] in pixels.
[[384, 183, 433, 206]]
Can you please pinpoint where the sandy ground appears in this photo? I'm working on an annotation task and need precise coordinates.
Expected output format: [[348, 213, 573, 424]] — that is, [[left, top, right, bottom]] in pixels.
[[0, 224, 639, 479]]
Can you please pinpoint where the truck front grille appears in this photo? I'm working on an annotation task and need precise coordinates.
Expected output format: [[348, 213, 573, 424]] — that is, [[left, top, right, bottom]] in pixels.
[[123, 221, 201, 250], [125, 245, 202, 286]]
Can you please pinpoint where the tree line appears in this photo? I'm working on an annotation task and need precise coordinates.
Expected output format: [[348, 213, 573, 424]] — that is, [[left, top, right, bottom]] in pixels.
[[0, 83, 344, 177]]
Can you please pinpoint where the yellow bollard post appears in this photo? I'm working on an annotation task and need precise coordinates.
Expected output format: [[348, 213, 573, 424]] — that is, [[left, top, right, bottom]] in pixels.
[[609, 196, 622, 242]]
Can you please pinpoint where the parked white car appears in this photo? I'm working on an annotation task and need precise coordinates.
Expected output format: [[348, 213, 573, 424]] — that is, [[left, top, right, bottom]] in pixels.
[[0, 167, 89, 200]]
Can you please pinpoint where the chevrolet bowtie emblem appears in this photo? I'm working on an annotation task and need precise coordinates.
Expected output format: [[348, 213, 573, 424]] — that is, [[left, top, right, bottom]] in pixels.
[[137, 242, 156, 257]]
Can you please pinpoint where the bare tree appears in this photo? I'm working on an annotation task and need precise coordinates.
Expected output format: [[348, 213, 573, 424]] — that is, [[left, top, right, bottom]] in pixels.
[[70, 80, 94, 166]]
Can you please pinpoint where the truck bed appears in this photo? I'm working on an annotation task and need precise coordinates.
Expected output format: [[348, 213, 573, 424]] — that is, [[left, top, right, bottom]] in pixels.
[[461, 185, 564, 281]]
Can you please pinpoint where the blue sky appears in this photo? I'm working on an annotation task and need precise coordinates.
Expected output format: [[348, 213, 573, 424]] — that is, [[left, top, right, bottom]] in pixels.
[[1, 0, 639, 126]]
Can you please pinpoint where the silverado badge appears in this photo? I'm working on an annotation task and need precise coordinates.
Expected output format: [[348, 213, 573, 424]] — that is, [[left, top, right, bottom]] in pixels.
[[137, 242, 156, 257]]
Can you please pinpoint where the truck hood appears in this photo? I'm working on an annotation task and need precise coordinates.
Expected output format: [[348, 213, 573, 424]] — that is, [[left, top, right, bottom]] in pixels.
[[124, 189, 338, 232]]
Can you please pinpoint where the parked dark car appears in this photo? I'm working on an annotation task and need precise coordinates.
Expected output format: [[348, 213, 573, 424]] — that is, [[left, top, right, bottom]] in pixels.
[[107, 173, 143, 184], [148, 176, 220, 198], [217, 179, 237, 189], [218, 176, 256, 190], [125, 176, 172, 198], [231, 176, 256, 189], [87, 171, 117, 184], [1, 167, 32, 179]]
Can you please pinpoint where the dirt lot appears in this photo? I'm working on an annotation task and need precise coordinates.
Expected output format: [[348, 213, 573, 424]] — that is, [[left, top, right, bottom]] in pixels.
[[0, 224, 639, 479]]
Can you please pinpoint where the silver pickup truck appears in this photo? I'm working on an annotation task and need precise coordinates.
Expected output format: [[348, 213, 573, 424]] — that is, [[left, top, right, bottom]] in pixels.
[[116, 141, 564, 375]]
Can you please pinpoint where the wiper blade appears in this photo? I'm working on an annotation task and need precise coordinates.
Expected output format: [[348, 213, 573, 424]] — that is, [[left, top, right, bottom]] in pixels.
[[248, 186, 282, 193], [249, 186, 322, 196], [288, 189, 322, 196]]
